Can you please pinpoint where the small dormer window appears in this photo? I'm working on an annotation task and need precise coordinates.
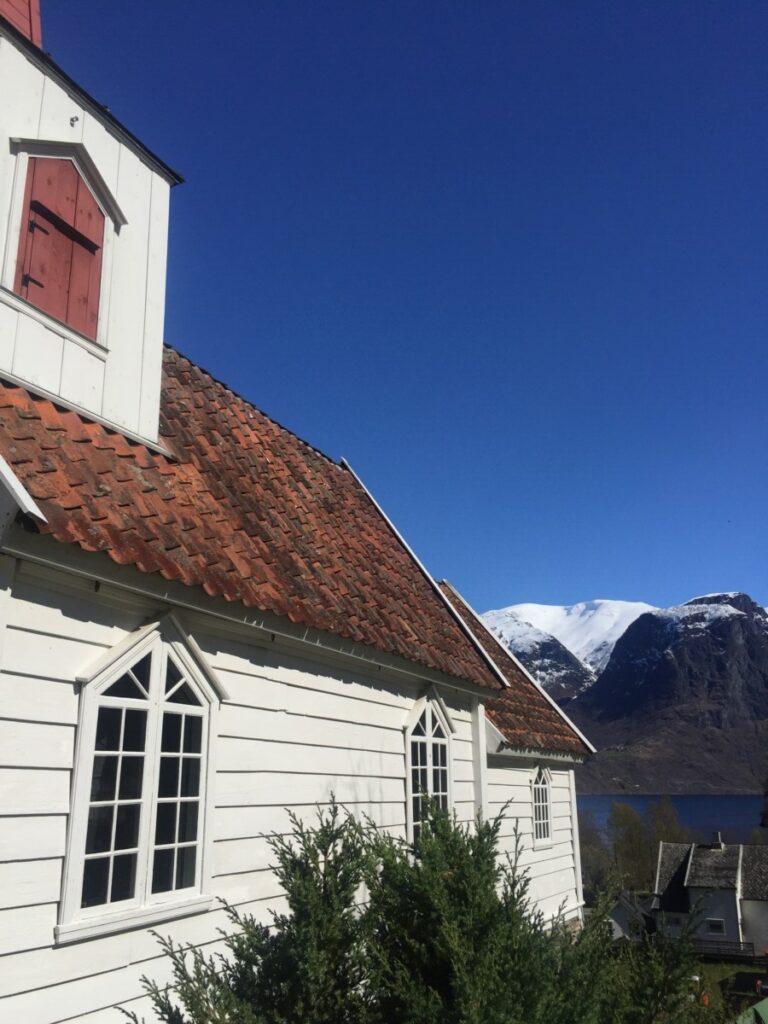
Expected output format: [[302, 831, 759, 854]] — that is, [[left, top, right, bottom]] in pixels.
[[14, 157, 105, 340]]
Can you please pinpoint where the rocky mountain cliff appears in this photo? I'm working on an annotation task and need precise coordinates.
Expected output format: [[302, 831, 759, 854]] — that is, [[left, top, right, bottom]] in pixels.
[[483, 592, 768, 794]]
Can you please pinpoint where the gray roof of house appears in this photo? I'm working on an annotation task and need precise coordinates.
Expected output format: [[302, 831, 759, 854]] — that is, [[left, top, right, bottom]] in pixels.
[[654, 842, 768, 908], [655, 843, 692, 913], [686, 844, 741, 890], [741, 846, 768, 901]]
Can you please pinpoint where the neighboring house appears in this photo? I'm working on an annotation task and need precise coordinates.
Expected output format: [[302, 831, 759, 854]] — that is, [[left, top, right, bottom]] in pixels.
[[653, 836, 768, 953], [608, 892, 654, 945], [0, 5, 593, 1021]]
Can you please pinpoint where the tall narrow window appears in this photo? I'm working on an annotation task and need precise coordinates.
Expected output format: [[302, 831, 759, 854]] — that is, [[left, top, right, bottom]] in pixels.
[[59, 623, 220, 942], [407, 700, 450, 840], [14, 157, 105, 340], [533, 767, 551, 843]]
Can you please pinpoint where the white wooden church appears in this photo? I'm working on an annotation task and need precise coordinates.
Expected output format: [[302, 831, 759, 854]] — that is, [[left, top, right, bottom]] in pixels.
[[0, 4, 593, 1021]]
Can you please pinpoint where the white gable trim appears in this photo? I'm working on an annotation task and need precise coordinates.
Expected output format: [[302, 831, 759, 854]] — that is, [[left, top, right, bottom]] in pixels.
[[0, 454, 46, 541], [403, 685, 457, 735], [76, 611, 228, 701]]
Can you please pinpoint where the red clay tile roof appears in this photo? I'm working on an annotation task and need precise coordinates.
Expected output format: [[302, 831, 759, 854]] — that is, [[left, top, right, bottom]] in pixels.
[[437, 581, 591, 756], [0, 348, 501, 690]]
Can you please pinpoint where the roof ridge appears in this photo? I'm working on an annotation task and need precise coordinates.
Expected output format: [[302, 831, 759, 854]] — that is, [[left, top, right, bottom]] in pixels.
[[163, 343, 346, 471]]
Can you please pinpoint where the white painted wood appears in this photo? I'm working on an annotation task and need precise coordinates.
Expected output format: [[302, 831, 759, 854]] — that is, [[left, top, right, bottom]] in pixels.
[[0, 300, 17, 366], [0, 815, 67, 860], [12, 314, 64, 393], [217, 737, 404, 777], [215, 770, 405, 808], [81, 113, 120, 196], [0, 902, 57, 954], [0, 768, 71, 814], [0, 673, 77, 725], [101, 145, 151, 428], [37, 76, 84, 145], [138, 172, 169, 438], [218, 703, 404, 754], [0, 719, 74, 769], [214, 800, 405, 841], [0, 859, 62, 909], [59, 341, 105, 412], [2, 625, 109, 681]]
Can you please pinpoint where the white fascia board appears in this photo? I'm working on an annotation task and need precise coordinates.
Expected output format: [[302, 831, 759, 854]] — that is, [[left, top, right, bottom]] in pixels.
[[0, 454, 46, 537], [340, 458, 508, 695], [443, 580, 596, 755]]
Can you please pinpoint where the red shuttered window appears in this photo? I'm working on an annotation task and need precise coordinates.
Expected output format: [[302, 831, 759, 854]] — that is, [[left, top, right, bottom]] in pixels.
[[14, 157, 105, 341]]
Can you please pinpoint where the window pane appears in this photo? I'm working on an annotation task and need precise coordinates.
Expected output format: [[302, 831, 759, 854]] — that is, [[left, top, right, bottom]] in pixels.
[[175, 845, 197, 889], [123, 710, 147, 752], [178, 801, 199, 843], [131, 653, 152, 690], [181, 758, 200, 798], [95, 707, 122, 751], [152, 848, 174, 894], [118, 756, 144, 800], [104, 674, 145, 699], [110, 853, 137, 903], [162, 713, 182, 753], [433, 720, 445, 739], [412, 712, 427, 737], [168, 682, 201, 706], [183, 716, 203, 754], [81, 857, 109, 908], [114, 804, 140, 850], [159, 757, 180, 798], [155, 802, 177, 846], [85, 805, 113, 854], [165, 657, 183, 693], [90, 755, 118, 801], [412, 795, 422, 823]]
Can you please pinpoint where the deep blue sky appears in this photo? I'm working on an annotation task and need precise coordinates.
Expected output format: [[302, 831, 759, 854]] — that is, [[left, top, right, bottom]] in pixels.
[[44, 1, 767, 612]]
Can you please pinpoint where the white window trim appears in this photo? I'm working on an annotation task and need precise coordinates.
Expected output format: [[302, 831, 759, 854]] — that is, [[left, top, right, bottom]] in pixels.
[[404, 688, 454, 843], [705, 918, 726, 935], [56, 617, 221, 945], [1, 142, 124, 354], [531, 766, 553, 849]]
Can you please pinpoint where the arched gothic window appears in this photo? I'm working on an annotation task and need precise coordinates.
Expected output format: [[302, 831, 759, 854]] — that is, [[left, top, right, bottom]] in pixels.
[[406, 698, 451, 840], [58, 618, 223, 943], [532, 767, 551, 844]]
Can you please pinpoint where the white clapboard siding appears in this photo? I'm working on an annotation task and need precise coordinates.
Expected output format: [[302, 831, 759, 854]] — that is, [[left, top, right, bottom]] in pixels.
[[215, 770, 404, 808], [0, 815, 67, 861], [0, 902, 58, 955], [214, 800, 406, 841], [218, 704, 403, 754], [0, 720, 74, 769], [0, 674, 78, 726], [2, 626, 109, 682], [0, 769, 71, 815], [0, 859, 62, 910], [217, 737, 404, 778]]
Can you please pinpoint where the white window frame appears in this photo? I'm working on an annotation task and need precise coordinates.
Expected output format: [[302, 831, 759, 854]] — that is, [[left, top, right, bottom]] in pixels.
[[531, 766, 552, 848], [1, 140, 126, 356], [706, 918, 726, 935], [404, 688, 455, 842], [56, 615, 225, 945]]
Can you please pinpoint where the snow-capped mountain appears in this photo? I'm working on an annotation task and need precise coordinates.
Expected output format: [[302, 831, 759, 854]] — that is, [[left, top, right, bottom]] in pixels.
[[481, 598, 655, 679], [483, 616, 595, 700]]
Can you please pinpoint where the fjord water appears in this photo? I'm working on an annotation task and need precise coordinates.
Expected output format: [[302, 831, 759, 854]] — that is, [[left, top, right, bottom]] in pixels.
[[577, 794, 764, 843]]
